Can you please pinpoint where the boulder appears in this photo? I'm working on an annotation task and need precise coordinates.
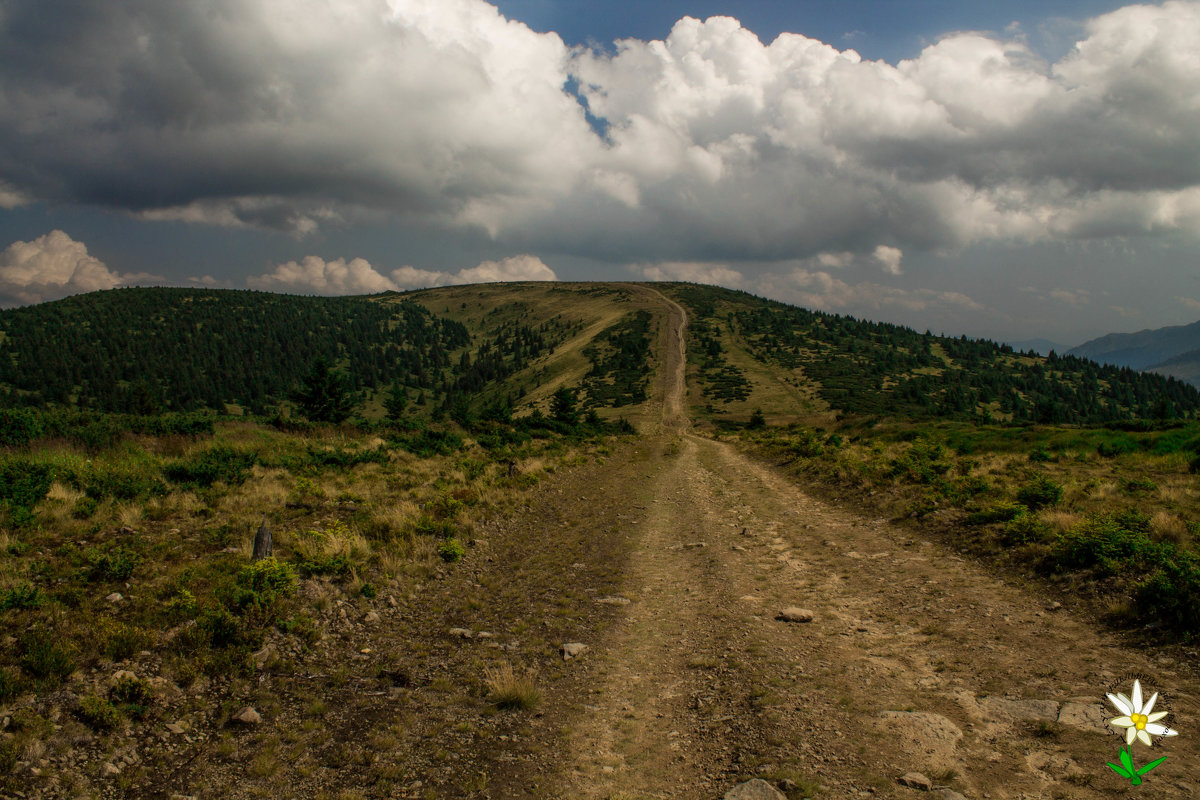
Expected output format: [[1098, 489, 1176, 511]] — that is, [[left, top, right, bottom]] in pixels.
[[723, 778, 786, 799], [561, 642, 589, 661], [897, 772, 933, 791], [776, 607, 814, 623]]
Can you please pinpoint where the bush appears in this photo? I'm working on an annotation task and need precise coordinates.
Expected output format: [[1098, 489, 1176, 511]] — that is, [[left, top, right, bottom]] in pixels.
[[1, 582, 45, 610], [110, 675, 153, 719], [99, 621, 152, 661], [0, 457, 52, 513], [391, 428, 464, 458], [0, 409, 43, 447], [890, 439, 950, 485], [1016, 475, 1063, 511], [231, 557, 297, 615], [19, 627, 77, 685], [1053, 513, 1163, 576], [1135, 554, 1200, 630], [1121, 476, 1159, 496], [0, 666, 25, 701], [484, 662, 540, 710], [81, 466, 167, 502], [965, 502, 1024, 526], [1002, 512, 1051, 546], [438, 538, 465, 563], [78, 694, 120, 731], [199, 605, 243, 649], [163, 445, 257, 488], [86, 546, 141, 582]]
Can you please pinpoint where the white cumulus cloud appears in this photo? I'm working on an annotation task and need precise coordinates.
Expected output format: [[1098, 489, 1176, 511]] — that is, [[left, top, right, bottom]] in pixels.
[[0, 230, 129, 306], [249, 254, 557, 294]]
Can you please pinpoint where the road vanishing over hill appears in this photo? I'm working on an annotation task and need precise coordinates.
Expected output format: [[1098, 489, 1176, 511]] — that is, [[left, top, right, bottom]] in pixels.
[[511, 287, 1200, 799], [161, 286, 1199, 800]]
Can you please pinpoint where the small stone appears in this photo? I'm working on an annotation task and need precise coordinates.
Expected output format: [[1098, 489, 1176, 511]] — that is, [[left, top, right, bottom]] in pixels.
[[449, 628, 474, 639], [102, 762, 121, 777], [561, 642, 589, 661], [724, 778, 786, 799], [110, 670, 137, 686], [776, 607, 814, 623], [165, 723, 186, 735], [595, 596, 631, 605], [1046, 601, 1062, 611], [363, 610, 381, 624], [232, 707, 261, 725], [731, 545, 746, 552], [935, 789, 968, 800], [476, 631, 497, 640], [898, 772, 933, 791], [105, 593, 123, 603], [684, 542, 707, 549]]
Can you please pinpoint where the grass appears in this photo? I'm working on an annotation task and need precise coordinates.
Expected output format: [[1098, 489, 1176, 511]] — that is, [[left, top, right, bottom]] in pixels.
[[483, 661, 541, 711]]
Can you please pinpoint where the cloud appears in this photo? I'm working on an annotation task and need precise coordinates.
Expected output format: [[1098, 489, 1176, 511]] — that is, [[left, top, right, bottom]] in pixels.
[[248, 254, 557, 294], [1048, 288, 1091, 307], [0, 230, 131, 306], [633, 261, 745, 287], [248, 256, 400, 295], [778, 269, 983, 314], [0, 0, 1198, 267], [1181, 297, 1200, 313]]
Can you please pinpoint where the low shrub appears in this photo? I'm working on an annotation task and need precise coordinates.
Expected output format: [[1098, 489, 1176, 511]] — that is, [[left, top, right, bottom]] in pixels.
[[1002, 512, 1051, 546], [965, 502, 1024, 526], [437, 537, 465, 563], [0, 666, 24, 701], [86, 546, 141, 582], [483, 662, 539, 711], [1052, 512, 1163, 576], [163, 445, 257, 488], [19, 627, 77, 685], [1121, 476, 1159, 496], [1, 582, 45, 610], [78, 694, 120, 731], [110, 675, 153, 719], [1016, 475, 1063, 511], [0, 457, 52, 514]]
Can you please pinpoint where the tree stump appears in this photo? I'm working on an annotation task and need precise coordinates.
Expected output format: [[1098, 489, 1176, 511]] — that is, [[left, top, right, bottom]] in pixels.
[[252, 516, 272, 561]]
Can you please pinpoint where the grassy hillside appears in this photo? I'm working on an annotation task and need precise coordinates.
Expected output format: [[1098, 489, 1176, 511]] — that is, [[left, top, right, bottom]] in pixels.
[[662, 283, 1200, 426]]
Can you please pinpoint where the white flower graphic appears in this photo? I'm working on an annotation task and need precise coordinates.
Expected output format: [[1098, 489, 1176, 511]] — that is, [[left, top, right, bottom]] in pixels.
[[1108, 679, 1178, 747]]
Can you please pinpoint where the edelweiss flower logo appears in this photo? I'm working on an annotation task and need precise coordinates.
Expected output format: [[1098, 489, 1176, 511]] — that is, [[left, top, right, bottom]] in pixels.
[[1104, 679, 1178, 786]]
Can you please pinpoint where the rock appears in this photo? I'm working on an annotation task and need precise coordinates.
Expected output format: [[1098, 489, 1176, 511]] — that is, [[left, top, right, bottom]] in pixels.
[[561, 642, 589, 661], [731, 545, 746, 551], [105, 593, 123, 603], [595, 596, 631, 605], [165, 723, 186, 735], [723, 778, 787, 799], [1058, 701, 1108, 734], [776, 607, 814, 623], [683, 542, 707, 549], [449, 628, 474, 639], [476, 631, 497, 640], [935, 789, 968, 800], [363, 610, 381, 624], [232, 707, 261, 725], [978, 696, 1059, 725], [102, 762, 122, 777], [876, 711, 963, 771], [897, 772, 933, 791], [1046, 601, 1062, 611], [251, 645, 276, 669]]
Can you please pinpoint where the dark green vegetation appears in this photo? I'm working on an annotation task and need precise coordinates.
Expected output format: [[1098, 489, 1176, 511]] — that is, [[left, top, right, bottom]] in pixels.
[[578, 310, 653, 408], [668, 284, 1200, 424]]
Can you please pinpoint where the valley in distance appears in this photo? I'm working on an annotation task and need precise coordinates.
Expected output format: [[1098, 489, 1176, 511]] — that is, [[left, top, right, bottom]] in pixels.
[[1, 281, 1198, 799]]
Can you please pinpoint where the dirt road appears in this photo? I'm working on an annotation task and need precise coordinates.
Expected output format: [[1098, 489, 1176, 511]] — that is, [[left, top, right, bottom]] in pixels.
[[539, 289, 1199, 798]]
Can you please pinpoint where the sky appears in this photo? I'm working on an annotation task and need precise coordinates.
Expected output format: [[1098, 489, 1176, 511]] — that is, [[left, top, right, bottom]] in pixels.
[[1, 0, 1198, 347]]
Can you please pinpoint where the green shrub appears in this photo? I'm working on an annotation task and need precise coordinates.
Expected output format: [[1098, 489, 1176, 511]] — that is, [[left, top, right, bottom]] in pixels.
[[81, 466, 167, 502], [199, 605, 243, 649], [71, 495, 99, 519], [230, 557, 296, 615], [1029, 448, 1052, 463], [0, 666, 25, 701], [86, 546, 141, 582], [1121, 476, 1159, 496], [391, 428, 463, 458], [19, 627, 77, 685], [1016, 475, 1063, 511], [1134, 555, 1200, 630], [965, 502, 1024, 525], [100, 622, 152, 661], [0, 409, 43, 447], [78, 694, 120, 731], [294, 553, 350, 578], [1053, 513, 1163, 576], [1, 582, 45, 610], [438, 538, 465, 563], [163, 445, 257, 488], [889, 439, 950, 484], [110, 675, 153, 719], [0, 457, 52, 513], [1002, 512, 1051, 546]]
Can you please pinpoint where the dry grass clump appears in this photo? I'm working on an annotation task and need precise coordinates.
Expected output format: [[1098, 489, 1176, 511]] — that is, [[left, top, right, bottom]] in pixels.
[[1150, 510, 1189, 546], [483, 662, 540, 711]]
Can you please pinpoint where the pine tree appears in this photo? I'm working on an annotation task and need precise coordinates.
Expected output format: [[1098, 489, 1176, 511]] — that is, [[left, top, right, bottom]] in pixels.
[[293, 358, 354, 423]]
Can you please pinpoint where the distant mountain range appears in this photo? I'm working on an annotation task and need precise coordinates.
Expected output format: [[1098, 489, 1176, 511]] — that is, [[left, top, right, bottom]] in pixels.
[[1068, 320, 1200, 386]]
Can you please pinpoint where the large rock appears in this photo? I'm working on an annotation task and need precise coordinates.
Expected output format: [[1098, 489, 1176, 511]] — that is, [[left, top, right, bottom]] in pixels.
[[978, 696, 1059, 724], [776, 607, 814, 623], [723, 778, 786, 799], [898, 772, 933, 790], [232, 706, 261, 725], [1058, 700, 1109, 734], [876, 711, 963, 772], [561, 642, 589, 661]]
